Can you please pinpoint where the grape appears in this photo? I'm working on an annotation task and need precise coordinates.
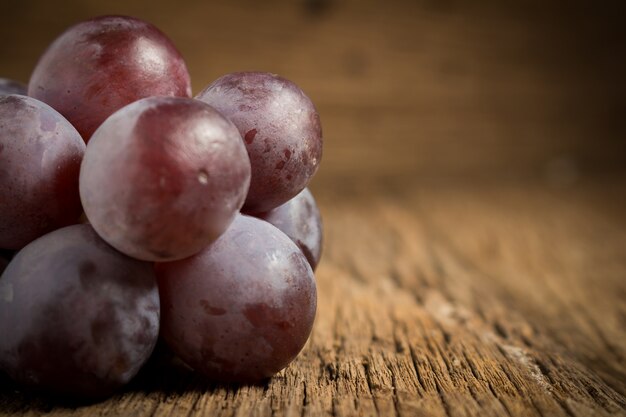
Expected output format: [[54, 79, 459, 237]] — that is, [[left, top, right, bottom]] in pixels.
[[28, 15, 191, 141], [196, 72, 322, 214], [0, 78, 27, 95], [258, 188, 323, 270], [80, 96, 251, 262], [0, 95, 85, 250], [0, 224, 160, 399], [156, 214, 316, 382]]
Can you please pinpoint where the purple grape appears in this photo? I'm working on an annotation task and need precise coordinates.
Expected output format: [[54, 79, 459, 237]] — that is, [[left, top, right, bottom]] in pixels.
[[80, 97, 251, 262], [156, 214, 316, 382], [0, 95, 85, 250], [28, 15, 191, 141], [0, 78, 27, 95], [258, 188, 323, 270], [196, 72, 322, 214], [0, 224, 160, 399]]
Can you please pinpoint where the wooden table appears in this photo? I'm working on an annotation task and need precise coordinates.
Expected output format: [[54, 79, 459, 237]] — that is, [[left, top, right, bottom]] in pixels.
[[1, 1, 625, 415], [1, 178, 625, 416]]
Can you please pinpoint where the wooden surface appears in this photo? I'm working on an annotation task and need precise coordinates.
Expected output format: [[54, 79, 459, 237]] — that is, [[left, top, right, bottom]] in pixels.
[[1, 178, 626, 416], [1, 0, 626, 416]]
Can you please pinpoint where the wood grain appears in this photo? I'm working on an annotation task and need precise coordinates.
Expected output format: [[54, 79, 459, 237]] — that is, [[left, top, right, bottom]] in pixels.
[[1, 178, 625, 416]]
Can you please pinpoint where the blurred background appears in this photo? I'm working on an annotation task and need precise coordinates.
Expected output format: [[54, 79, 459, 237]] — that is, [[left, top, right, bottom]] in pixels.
[[1, 0, 624, 187]]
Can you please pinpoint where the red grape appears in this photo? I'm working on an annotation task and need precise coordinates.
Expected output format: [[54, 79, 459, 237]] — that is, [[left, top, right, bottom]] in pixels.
[[0, 95, 85, 250], [258, 188, 323, 270], [156, 214, 316, 382], [0, 78, 27, 95], [80, 96, 251, 262], [196, 72, 322, 214], [28, 15, 191, 141], [0, 224, 160, 399]]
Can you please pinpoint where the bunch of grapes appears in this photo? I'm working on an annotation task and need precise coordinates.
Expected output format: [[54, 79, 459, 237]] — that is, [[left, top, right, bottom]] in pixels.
[[0, 16, 323, 400]]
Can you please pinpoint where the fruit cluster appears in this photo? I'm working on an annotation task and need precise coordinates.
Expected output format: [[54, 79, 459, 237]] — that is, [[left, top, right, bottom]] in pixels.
[[0, 15, 323, 400]]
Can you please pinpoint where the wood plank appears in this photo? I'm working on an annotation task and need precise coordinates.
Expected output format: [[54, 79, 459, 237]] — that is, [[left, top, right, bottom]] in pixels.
[[1, 178, 625, 416]]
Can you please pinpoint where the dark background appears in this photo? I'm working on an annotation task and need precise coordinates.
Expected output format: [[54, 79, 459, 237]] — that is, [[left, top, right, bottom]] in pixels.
[[1, 0, 625, 186]]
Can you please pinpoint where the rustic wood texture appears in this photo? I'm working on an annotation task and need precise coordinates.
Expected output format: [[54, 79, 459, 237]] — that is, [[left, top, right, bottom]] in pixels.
[[1, 0, 626, 415], [1, 178, 625, 416]]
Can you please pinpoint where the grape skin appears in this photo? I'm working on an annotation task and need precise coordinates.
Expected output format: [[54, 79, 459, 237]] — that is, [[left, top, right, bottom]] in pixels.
[[0, 95, 85, 250], [80, 97, 251, 262], [156, 214, 317, 382], [0, 224, 160, 399], [196, 72, 322, 214], [258, 188, 323, 270], [0, 78, 27, 95], [28, 15, 191, 141]]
